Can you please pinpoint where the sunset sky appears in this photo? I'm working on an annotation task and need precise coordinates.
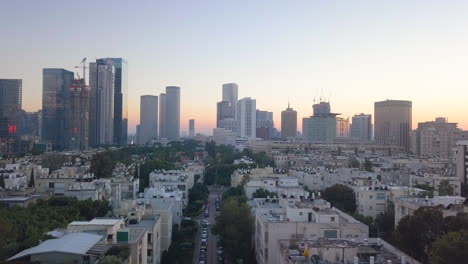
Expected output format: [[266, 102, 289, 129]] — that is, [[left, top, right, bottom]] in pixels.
[[2, 0, 468, 135]]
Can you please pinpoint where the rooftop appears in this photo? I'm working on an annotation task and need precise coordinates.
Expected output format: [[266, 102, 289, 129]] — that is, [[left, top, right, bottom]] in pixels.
[[8, 233, 103, 261], [69, 218, 123, 226]]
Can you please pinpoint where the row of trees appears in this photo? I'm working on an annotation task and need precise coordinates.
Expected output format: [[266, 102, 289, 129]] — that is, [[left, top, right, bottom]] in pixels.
[[204, 142, 274, 186], [185, 183, 209, 216], [161, 220, 198, 264], [213, 187, 256, 264], [394, 208, 468, 263], [0, 197, 111, 260]]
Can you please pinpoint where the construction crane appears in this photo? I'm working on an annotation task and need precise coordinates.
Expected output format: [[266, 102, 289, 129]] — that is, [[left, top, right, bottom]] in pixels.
[[74, 57, 88, 84]]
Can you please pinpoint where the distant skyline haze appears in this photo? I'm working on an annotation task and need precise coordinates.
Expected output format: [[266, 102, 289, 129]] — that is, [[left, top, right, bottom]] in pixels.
[[2, 0, 468, 134]]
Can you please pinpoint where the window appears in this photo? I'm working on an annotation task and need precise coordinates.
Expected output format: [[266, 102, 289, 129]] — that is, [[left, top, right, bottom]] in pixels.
[[48, 182, 54, 188], [369, 195, 373, 199], [330, 217, 335, 222], [376, 193, 386, 200], [299, 212, 303, 216], [107, 234, 113, 240], [324, 230, 338, 238]]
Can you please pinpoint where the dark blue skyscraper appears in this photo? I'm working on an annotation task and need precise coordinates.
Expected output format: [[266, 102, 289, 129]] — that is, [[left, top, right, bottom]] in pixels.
[[42, 69, 74, 150], [96, 58, 128, 145], [0, 79, 22, 154]]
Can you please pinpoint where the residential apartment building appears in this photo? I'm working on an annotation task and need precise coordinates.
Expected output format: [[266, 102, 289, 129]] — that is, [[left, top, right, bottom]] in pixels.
[[253, 197, 369, 264]]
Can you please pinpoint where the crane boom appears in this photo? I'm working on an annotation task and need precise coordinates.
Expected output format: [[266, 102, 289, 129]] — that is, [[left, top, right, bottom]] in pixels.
[[74, 57, 87, 84]]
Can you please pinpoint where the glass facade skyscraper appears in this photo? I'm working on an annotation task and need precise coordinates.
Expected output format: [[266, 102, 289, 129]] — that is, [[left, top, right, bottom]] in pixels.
[[0, 79, 22, 154], [42, 69, 74, 150], [96, 58, 128, 145]]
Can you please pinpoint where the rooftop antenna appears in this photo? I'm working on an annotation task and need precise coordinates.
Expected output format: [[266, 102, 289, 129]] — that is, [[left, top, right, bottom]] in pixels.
[[74, 57, 87, 84], [320, 88, 324, 102], [288, 97, 290, 108]]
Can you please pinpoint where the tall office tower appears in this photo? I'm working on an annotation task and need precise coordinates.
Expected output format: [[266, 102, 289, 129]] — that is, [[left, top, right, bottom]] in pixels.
[[336, 117, 350, 138], [222, 83, 238, 117], [374, 100, 412, 152], [97, 58, 128, 145], [281, 104, 297, 139], [189, 119, 195, 138], [302, 101, 338, 142], [139, 95, 158, 144], [256, 110, 274, 140], [89, 61, 115, 146], [350, 114, 372, 142], [236, 97, 256, 139], [165, 86, 180, 140], [413, 117, 460, 157], [69, 79, 90, 150], [159, 93, 166, 138], [0, 79, 22, 154], [454, 140, 468, 183], [217, 101, 233, 127], [42, 69, 74, 150]]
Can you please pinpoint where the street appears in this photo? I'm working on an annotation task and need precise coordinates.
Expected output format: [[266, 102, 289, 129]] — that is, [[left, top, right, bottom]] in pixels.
[[193, 187, 224, 264]]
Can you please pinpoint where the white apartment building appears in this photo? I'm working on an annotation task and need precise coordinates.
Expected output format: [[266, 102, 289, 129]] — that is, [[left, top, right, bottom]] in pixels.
[[149, 169, 195, 207], [244, 176, 308, 199], [236, 97, 256, 139], [253, 197, 369, 264]]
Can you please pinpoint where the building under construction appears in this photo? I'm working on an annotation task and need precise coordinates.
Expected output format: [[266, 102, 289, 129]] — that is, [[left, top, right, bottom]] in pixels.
[[69, 78, 90, 150]]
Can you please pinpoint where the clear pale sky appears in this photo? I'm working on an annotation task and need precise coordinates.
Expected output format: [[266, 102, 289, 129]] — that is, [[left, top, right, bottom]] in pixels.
[[2, 0, 468, 135]]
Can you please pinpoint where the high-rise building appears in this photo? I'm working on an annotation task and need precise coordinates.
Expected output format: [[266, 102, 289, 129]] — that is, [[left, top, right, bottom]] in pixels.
[[281, 104, 297, 139], [69, 79, 89, 150], [454, 140, 468, 183], [302, 102, 338, 142], [413, 118, 460, 157], [350, 114, 372, 142], [139, 95, 158, 145], [159, 93, 166, 138], [213, 128, 236, 146], [336, 117, 350, 138], [165, 86, 180, 140], [256, 110, 274, 140], [374, 100, 412, 151], [222, 83, 238, 117], [42, 69, 74, 150], [0, 79, 22, 154], [89, 61, 115, 146], [236, 97, 256, 139], [97, 58, 128, 145], [189, 119, 195, 138], [217, 101, 233, 127]]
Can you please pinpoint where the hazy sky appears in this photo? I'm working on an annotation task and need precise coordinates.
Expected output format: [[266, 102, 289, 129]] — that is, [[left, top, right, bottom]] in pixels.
[[2, 0, 468, 134]]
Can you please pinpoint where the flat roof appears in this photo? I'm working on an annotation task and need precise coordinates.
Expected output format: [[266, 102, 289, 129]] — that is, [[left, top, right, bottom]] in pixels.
[[8, 233, 103, 261], [69, 218, 122, 226]]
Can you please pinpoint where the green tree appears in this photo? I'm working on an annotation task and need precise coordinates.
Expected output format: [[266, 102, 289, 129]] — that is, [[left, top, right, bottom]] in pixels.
[[322, 184, 357, 214], [394, 207, 445, 262], [429, 230, 468, 264], [213, 196, 253, 263], [363, 158, 373, 172], [252, 188, 277, 198], [41, 153, 69, 173], [90, 152, 116, 178], [99, 256, 124, 264], [348, 157, 360, 168], [437, 180, 454, 196]]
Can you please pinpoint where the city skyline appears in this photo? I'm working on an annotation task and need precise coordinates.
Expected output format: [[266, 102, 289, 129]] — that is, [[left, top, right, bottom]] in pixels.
[[2, 1, 468, 134]]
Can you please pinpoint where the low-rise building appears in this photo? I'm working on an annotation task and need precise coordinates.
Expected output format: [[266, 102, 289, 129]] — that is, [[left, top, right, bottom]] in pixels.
[[253, 197, 369, 264], [277, 237, 420, 264], [394, 196, 466, 227], [149, 169, 195, 207]]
